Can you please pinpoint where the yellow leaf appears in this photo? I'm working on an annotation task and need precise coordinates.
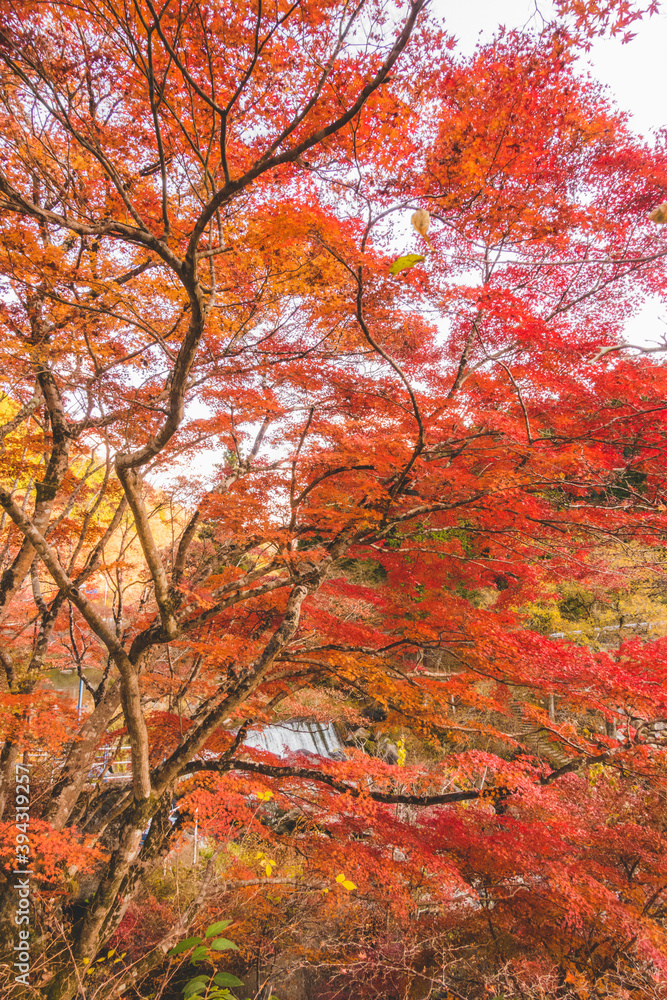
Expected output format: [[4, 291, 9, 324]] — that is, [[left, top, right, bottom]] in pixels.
[[397, 737, 406, 767], [389, 253, 425, 275], [335, 873, 356, 890]]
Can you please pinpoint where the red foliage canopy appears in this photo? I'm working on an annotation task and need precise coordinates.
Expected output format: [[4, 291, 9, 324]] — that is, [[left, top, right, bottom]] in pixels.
[[0, 0, 665, 997]]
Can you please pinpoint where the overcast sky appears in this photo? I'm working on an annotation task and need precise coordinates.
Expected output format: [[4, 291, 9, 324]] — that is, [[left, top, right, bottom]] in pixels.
[[436, 0, 666, 140], [434, 0, 666, 344]]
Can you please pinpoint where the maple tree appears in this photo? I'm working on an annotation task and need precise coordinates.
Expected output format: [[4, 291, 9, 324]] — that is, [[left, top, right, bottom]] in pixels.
[[0, 0, 666, 997]]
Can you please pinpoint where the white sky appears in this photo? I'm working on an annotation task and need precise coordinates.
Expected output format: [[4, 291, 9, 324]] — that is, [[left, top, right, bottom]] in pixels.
[[435, 0, 667, 346], [437, 0, 667, 139]]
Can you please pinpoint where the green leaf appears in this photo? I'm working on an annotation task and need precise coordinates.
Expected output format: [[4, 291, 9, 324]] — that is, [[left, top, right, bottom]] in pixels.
[[214, 972, 245, 987], [209, 937, 239, 951], [182, 984, 207, 998], [183, 978, 208, 998], [168, 937, 203, 956], [190, 946, 210, 965], [205, 920, 233, 937], [389, 253, 425, 275]]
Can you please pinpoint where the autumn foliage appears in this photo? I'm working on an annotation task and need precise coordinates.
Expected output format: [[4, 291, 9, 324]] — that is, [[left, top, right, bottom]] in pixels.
[[0, 0, 666, 997]]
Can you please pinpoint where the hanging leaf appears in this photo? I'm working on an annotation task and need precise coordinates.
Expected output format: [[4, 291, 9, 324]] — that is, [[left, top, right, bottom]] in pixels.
[[648, 201, 667, 224], [389, 253, 425, 275], [411, 208, 432, 246]]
